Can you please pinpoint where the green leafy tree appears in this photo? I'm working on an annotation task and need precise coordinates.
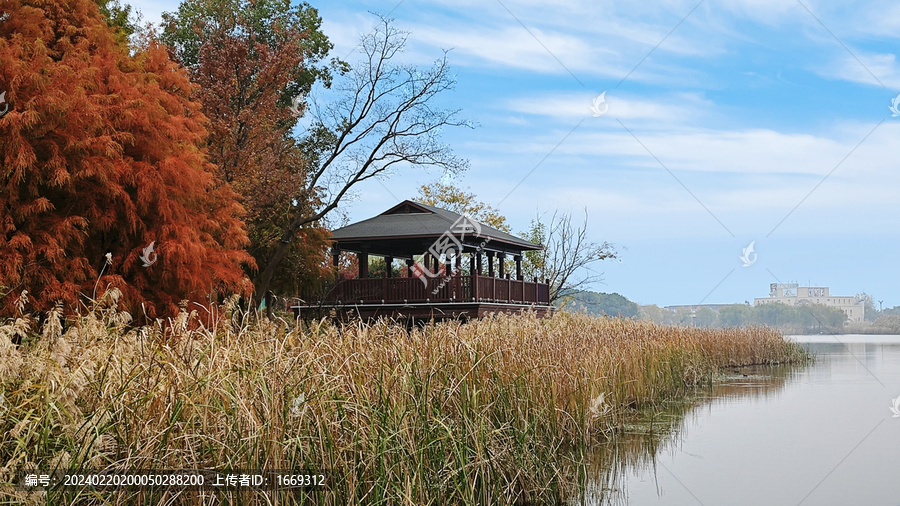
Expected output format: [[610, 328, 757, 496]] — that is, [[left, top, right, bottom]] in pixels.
[[673, 307, 694, 326], [694, 307, 718, 327], [883, 306, 900, 317], [718, 304, 751, 327], [562, 291, 638, 318], [162, 0, 334, 90], [855, 292, 876, 321], [161, 0, 338, 305], [805, 304, 846, 331], [794, 304, 819, 329], [366, 257, 393, 278], [417, 183, 511, 232], [639, 304, 670, 324], [752, 303, 794, 326], [873, 315, 900, 333], [748, 303, 845, 332], [95, 0, 140, 44], [416, 182, 513, 275]]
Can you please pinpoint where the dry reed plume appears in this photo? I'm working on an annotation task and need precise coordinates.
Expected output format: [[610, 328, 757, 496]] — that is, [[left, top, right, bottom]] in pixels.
[[0, 295, 805, 505]]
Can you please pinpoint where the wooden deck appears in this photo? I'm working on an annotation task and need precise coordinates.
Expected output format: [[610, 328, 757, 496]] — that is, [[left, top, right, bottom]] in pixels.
[[292, 274, 552, 321]]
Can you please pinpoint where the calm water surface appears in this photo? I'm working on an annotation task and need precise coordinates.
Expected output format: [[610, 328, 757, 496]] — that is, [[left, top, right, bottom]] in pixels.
[[579, 335, 900, 506]]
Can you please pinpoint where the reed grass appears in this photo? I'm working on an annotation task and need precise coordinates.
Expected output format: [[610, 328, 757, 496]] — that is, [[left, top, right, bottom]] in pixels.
[[0, 295, 805, 505]]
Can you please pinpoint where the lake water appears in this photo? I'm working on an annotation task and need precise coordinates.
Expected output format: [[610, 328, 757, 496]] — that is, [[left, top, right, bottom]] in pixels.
[[577, 335, 900, 506]]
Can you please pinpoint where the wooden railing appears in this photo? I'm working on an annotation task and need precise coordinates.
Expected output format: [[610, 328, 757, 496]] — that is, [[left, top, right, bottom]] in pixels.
[[309, 274, 550, 306]]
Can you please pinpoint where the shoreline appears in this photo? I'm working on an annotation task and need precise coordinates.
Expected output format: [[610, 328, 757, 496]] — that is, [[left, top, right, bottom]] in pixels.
[[787, 333, 900, 344]]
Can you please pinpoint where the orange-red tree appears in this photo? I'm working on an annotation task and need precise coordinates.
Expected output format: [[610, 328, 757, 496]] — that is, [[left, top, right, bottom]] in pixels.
[[0, 0, 254, 319]]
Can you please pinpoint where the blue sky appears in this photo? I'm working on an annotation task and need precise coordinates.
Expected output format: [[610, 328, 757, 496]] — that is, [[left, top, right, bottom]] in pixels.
[[136, 0, 900, 308]]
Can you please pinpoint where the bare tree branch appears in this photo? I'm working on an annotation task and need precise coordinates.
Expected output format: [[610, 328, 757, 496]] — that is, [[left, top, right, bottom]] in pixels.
[[522, 209, 617, 304], [255, 17, 472, 307]]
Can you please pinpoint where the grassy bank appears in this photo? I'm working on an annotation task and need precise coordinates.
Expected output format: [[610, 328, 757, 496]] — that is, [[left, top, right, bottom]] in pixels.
[[1, 299, 805, 505]]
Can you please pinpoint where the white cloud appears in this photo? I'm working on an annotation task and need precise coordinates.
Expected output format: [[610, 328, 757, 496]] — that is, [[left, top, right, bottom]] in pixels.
[[496, 121, 900, 179], [504, 91, 714, 123], [410, 24, 624, 77], [855, 2, 900, 38], [455, 120, 900, 239], [816, 52, 900, 89], [389, 0, 726, 83], [715, 0, 805, 26]]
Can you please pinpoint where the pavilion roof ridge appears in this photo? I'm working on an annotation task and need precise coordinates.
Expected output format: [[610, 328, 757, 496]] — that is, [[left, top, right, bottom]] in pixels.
[[331, 199, 542, 252], [398, 200, 519, 242]]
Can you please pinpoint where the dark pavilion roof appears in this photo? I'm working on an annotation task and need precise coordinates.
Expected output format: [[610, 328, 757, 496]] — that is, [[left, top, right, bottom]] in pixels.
[[330, 200, 542, 256]]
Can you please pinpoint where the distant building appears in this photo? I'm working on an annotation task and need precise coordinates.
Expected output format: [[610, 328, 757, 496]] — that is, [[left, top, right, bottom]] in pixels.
[[753, 283, 864, 323]]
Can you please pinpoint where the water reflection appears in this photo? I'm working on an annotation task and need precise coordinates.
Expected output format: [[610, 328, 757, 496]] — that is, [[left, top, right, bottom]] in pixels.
[[572, 338, 900, 505], [571, 366, 798, 506]]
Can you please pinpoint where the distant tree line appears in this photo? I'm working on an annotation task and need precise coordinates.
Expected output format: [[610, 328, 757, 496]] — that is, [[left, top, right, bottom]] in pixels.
[[563, 289, 900, 334], [562, 291, 853, 333], [642, 303, 847, 332], [645, 303, 848, 332]]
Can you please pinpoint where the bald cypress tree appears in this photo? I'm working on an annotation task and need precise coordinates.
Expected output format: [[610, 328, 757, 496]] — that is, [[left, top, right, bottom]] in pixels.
[[0, 0, 254, 318]]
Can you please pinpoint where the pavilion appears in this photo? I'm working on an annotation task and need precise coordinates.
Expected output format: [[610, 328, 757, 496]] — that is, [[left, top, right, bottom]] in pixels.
[[292, 200, 553, 322]]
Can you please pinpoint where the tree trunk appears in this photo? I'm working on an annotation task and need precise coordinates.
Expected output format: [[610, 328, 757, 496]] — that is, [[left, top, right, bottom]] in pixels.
[[257, 234, 292, 318]]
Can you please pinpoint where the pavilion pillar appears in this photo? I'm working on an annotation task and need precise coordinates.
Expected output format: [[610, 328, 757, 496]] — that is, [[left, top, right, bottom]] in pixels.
[[469, 252, 476, 275], [406, 258, 414, 277], [498, 253, 506, 278], [359, 251, 369, 278], [385, 256, 394, 278], [476, 251, 483, 275], [487, 252, 495, 277], [515, 255, 522, 280], [455, 254, 462, 274]]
